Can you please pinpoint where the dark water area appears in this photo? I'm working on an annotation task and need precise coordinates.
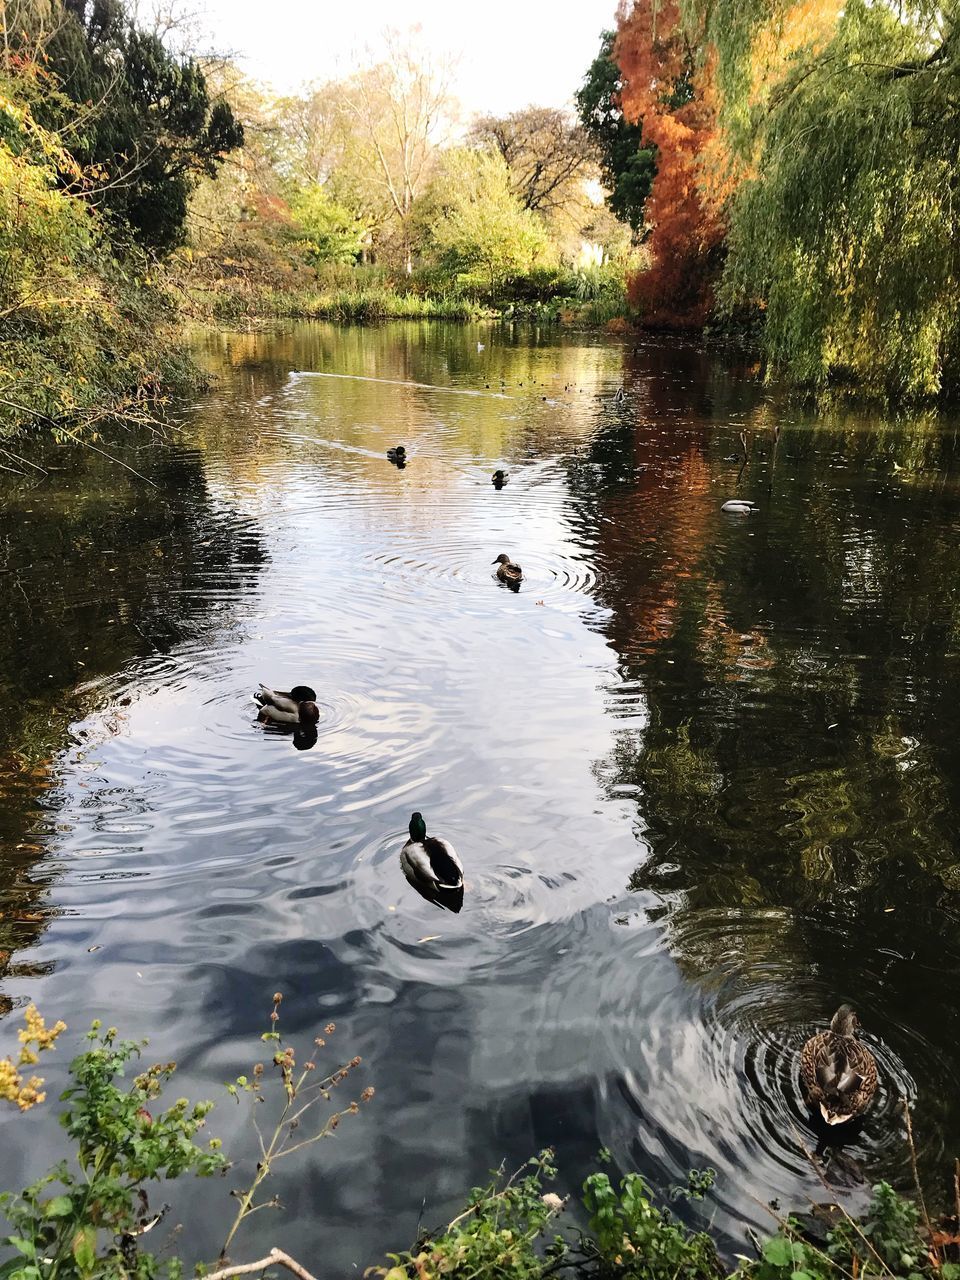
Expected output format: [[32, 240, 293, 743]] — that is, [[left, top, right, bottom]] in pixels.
[[2, 321, 960, 1268]]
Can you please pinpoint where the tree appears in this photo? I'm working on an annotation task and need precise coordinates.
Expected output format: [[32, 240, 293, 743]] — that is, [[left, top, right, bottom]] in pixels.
[[289, 183, 368, 265], [415, 148, 551, 296], [684, 0, 960, 399], [335, 31, 457, 268], [468, 106, 596, 217], [33, 0, 243, 252], [615, 0, 727, 327], [575, 29, 655, 235]]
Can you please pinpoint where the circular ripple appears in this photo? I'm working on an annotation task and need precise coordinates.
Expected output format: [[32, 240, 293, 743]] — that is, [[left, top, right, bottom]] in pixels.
[[587, 906, 960, 1235], [361, 543, 599, 602]]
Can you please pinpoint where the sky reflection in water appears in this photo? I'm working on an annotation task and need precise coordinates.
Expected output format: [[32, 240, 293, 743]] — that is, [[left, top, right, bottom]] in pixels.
[[1, 323, 960, 1269]]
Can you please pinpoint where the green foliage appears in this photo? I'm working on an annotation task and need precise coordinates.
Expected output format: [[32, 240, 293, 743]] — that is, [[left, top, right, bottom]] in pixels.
[[34, 0, 243, 252], [289, 184, 369, 265], [376, 1151, 567, 1280], [699, 0, 960, 400], [415, 148, 553, 298], [576, 30, 656, 234], [0, 89, 200, 437], [581, 1167, 720, 1280], [742, 1181, 935, 1280], [0, 1021, 225, 1280]]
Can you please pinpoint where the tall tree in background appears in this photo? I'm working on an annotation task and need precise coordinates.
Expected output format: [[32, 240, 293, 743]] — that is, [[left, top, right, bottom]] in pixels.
[[688, 0, 959, 399], [35, 0, 242, 252], [575, 29, 654, 236], [415, 147, 551, 296], [338, 31, 456, 269], [469, 107, 596, 218], [615, 0, 725, 327]]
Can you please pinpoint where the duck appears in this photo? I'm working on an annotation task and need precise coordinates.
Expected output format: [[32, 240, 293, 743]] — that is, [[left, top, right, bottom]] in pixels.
[[386, 445, 406, 464], [799, 1005, 878, 1125], [492, 469, 509, 488], [492, 552, 523, 586], [615, 386, 625, 404], [400, 812, 464, 893], [720, 499, 757, 514], [253, 684, 320, 727]]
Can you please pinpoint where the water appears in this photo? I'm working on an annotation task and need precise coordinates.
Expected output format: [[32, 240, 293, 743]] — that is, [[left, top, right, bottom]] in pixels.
[[2, 322, 960, 1268]]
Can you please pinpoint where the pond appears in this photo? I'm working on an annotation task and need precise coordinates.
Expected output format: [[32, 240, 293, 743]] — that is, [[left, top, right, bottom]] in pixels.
[[2, 322, 960, 1268]]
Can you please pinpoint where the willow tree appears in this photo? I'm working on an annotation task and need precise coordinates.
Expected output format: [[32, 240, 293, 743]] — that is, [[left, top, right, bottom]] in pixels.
[[681, 0, 960, 399]]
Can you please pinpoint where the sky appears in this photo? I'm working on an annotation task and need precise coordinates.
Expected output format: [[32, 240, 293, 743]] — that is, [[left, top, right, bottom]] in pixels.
[[199, 0, 619, 115]]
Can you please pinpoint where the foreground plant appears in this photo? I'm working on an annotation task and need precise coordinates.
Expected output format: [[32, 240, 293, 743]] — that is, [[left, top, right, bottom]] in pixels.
[[0, 1005, 65, 1112], [218, 993, 374, 1262], [0, 1021, 225, 1280]]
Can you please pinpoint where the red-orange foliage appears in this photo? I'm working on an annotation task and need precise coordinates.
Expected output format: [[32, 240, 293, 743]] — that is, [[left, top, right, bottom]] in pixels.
[[615, 0, 726, 328]]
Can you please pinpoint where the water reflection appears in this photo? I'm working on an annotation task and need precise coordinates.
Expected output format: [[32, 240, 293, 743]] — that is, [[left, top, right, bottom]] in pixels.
[[1, 323, 960, 1273], [0, 435, 264, 1010]]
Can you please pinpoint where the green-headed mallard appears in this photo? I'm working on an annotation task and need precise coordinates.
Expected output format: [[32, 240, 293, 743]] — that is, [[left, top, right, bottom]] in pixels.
[[400, 811, 464, 893], [493, 552, 523, 586], [253, 683, 320, 727], [800, 1005, 878, 1125], [387, 446, 406, 464], [492, 469, 509, 488]]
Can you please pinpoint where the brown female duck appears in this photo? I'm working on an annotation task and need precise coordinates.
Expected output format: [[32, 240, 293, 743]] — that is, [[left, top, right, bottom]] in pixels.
[[493, 552, 523, 586], [799, 1005, 878, 1125]]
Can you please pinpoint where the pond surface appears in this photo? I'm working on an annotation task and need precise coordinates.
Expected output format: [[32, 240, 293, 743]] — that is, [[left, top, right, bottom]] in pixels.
[[2, 322, 960, 1267]]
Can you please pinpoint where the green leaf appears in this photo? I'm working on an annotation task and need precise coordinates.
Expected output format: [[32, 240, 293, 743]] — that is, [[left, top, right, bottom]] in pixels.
[[6, 1241, 35, 1259], [763, 1236, 801, 1268], [71, 1225, 96, 1275], [42, 1196, 73, 1218]]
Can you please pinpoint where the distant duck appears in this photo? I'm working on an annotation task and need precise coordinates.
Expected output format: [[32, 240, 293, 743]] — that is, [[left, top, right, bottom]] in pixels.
[[721, 499, 757, 514], [615, 386, 625, 404], [492, 552, 523, 586], [492, 469, 509, 488], [799, 1005, 878, 1126], [400, 811, 464, 893], [477, 342, 485, 352], [386, 445, 406, 464], [253, 684, 320, 727]]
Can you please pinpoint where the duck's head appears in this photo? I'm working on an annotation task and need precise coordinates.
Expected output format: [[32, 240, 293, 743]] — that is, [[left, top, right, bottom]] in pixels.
[[289, 685, 317, 703], [392, 445, 406, 458], [298, 700, 321, 725], [492, 470, 506, 481], [830, 1004, 859, 1036], [492, 553, 511, 565], [409, 811, 427, 842]]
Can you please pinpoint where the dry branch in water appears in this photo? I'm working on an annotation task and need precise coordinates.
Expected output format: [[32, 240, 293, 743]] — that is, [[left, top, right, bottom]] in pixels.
[[202, 1248, 318, 1280]]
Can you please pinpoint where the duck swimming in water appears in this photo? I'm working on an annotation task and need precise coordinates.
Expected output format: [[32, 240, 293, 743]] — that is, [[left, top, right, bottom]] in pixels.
[[492, 552, 523, 586], [400, 811, 464, 893], [253, 684, 320, 727], [799, 1005, 878, 1125], [386, 446, 406, 464], [492, 469, 508, 488], [721, 499, 757, 514]]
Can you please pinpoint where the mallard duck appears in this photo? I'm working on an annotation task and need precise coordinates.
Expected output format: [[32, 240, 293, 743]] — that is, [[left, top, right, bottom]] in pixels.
[[400, 812, 464, 892], [721, 499, 757, 514], [615, 386, 625, 404], [493, 552, 523, 585], [253, 683, 320, 727], [492, 469, 509, 488], [386, 446, 406, 464], [800, 1005, 878, 1125]]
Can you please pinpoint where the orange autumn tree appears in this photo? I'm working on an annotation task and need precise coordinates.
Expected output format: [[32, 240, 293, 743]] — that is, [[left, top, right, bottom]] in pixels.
[[615, 0, 726, 328]]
